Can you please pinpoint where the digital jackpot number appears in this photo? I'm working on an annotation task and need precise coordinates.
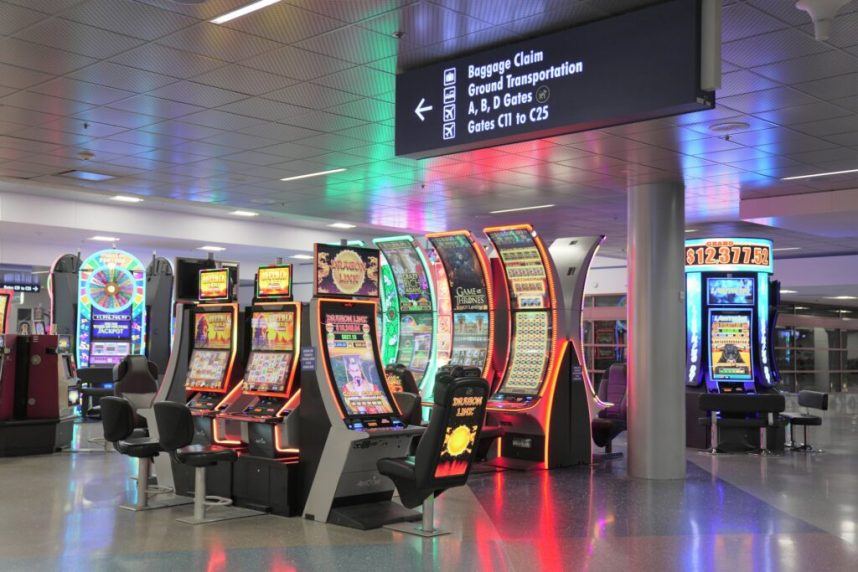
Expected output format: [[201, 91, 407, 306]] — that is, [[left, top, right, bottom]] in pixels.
[[685, 244, 770, 268]]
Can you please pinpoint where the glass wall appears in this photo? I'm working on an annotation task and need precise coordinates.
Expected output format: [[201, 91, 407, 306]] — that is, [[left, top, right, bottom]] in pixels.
[[582, 295, 858, 393]]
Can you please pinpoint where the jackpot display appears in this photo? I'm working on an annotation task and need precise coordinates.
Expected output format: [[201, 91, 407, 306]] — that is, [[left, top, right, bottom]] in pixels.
[[199, 268, 230, 301], [76, 249, 146, 368], [257, 265, 292, 299], [315, 244, 380, 298], [321, 302, 393, 417]]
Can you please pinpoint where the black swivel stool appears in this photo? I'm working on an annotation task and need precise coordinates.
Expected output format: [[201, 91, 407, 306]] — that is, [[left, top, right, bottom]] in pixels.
[[591, 363, 628, 458], [378, 375, 489, 537], [101, 397, 190, 511], [698, 393, 785, 455], [782, 390, 828, 452], [154, 401, 262, 524]]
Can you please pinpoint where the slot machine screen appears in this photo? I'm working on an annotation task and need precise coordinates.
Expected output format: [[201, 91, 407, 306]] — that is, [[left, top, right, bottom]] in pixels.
[[320, 301, 394, 417], [396, 313, 433, 381], [496, 310, 552, 396], [186, 349, 229, 389], [57, 335, 72, 353], [377, 240, 432, 312], [250, 311, 294, 352], [244, 352, 292, 393], [451, 312, 490, 368], [429, 234, 489, 312], [257, 265, 292, 299], [486, 228, 549, 309], [199, 268, 231, 301], [707, 277, 754, 306], [194, 311, 233, 350], [709, 310, 753, 381]]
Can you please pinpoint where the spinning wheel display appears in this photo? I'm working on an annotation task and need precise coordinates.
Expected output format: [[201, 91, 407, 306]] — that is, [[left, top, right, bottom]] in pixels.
[[86, 266, 136, 313]]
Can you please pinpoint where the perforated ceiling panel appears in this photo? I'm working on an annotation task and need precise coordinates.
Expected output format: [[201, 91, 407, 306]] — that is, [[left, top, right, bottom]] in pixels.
[[0, 0, 857, 259]]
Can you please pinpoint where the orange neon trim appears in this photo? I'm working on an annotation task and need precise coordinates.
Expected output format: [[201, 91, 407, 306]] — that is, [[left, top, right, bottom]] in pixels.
[[185, 302, 239, 394], [542, 339, 569, 467], [244, 302, 302, 399], [212, 380, 244, 445], [277, 388, 301, 417], [0, 290, 12, 335], [426, 230, 495, 380]]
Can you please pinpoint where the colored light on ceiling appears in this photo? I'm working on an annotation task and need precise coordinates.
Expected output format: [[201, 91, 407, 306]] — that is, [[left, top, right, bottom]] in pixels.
[[58, 170, 115, 182], [210, 0, 282, 25], [280, 168, 346, 182]]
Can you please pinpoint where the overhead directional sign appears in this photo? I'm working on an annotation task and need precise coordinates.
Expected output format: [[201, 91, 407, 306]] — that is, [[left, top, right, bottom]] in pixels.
[[395, 0, 715, 159]]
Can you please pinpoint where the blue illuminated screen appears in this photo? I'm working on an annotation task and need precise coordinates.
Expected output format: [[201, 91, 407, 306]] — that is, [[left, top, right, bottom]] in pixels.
[[707, 278, 754, 306]]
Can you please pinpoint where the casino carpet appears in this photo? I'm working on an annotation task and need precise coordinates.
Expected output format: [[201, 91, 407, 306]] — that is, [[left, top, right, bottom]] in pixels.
[[0, 414, 856, 571]]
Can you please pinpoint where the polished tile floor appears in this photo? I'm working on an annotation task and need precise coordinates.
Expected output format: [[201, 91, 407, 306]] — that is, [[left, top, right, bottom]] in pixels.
[[1, 409, 857, 571]]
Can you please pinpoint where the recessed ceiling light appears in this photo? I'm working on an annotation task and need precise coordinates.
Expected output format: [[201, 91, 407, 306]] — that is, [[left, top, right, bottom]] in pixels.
[[839, 309, 853, 314], [780, 289, 798, 294], [782, 167, 858, 181], [198, 246, 226, 252], [826, 295, 857, 300], [57, 169, 115, 182], [280, 168, 346, 182], [709, 121, 750, 133], [292, 254, 313, 260], [89, 236, 119, 242], [111, 195, 144, 203], [685, 229, 698, 233], [328, 222, 357, 229], [230, 210, 258, 217], [773, 247, 801, 252], [210, 0, 282, 25], [794, 306, 809, 310], [489, 204, 555, 214]]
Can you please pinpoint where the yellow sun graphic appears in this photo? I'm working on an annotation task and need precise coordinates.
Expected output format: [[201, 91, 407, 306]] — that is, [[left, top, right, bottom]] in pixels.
[[443, 425, 477, 457]]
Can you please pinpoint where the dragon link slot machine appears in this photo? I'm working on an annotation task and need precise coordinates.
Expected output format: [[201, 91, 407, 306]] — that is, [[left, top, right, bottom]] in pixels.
[[185, 268, 241, 443], [684, 237, 781, 447], [483, 225, 604, 469], [216, 264, 301, 457], [300, 243, 424, 529]]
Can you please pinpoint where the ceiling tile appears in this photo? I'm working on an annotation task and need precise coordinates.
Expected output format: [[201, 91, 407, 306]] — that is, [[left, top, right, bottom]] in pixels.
[[295, 24, 400, 65], [31, 77, 135, 106], [111, 44, 226, 78], [219, 2, 343, 43], [63, 0, 199, 41], [69, 62, 177, 92], [157, 21, 284, 62], [1, 90, 95, 115], [241, 45, 352, 81], [14, 18, 143, 59], [0, 2, 47, 35], [191, 65, 297, 96], [752, 50, 858, 84], [722, 28, 829, 68], [108, 95, 205, 119], [0, 37, 96, 75]]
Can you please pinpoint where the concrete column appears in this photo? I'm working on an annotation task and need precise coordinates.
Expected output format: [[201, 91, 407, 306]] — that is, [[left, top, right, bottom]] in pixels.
[[627, 181, 686, 479]]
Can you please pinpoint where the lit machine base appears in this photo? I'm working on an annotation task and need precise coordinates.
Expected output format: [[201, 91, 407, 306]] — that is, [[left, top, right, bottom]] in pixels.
[[0, 416, 74, 457], [322, 499, 421, 531]]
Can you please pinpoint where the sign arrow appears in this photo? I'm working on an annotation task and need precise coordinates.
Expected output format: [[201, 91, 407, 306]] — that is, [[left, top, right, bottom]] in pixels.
[[414, 98, 433, 122]]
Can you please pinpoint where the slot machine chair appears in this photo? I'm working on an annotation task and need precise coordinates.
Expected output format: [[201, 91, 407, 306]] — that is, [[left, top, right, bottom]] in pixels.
[[698, 393, 785, 455], [113, 355, 159, 429], [377, 376, 489, 537], [782, 390, 828, 452], [154, 401, 262, 524], [385, 365, 423, 426], [101, 397, 190, 511], [591, 364, 628, 458], [437, 365, 502, 461]]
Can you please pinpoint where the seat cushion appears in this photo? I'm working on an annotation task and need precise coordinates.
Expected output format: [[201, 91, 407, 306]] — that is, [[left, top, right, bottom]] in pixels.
[[592, 418, 626, 447], [115, 437, 162, 458], [377, 457, 416, 481], [781, 413, 822, 426], [174, 444, 237, 467], [716, 417, 766, 428]]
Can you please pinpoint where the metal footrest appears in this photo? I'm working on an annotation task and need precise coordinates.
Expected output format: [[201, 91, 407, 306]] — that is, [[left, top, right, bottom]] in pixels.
[[121, 495, 193, 512], [176, 505, 263, 524]]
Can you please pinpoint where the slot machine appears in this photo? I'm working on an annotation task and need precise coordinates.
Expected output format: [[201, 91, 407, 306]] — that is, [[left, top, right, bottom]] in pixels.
[[684, 237, 781, 447], [373, 236, 439, 402], [216, 264, 302, 457], [483, 225, 604, 469], [184, 268, 241, 444], [300, 243, 424, 529]]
